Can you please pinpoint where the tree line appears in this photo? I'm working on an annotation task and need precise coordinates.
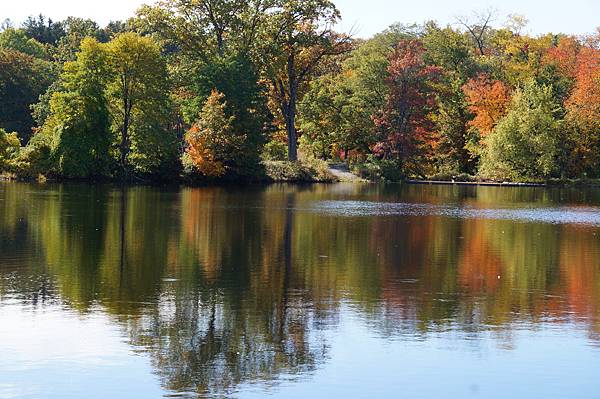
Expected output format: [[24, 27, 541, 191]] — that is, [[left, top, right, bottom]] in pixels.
[[1, 4, 599, 182]]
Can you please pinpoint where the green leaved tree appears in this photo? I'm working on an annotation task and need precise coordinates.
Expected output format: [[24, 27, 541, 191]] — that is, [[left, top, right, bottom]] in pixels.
[[480, 81, 565, 180], [0, 48, 56, 142], [39, 38, 112, 178], [105, 32, 179, 177]]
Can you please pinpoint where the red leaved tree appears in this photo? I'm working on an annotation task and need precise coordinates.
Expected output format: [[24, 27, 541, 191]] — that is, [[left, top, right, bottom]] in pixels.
[[373, 39, 441, 176]]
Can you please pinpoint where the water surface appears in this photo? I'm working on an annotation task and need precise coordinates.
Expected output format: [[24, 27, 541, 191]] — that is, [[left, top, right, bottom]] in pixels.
[[1, 182, 600, 398]]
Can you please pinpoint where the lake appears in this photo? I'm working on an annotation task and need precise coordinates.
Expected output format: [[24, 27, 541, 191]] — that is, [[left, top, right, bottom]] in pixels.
[[1, 182, 600, 399]]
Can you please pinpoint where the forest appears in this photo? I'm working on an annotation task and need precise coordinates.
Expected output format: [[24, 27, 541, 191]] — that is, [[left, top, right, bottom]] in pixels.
[[1, 1, 599, 183]]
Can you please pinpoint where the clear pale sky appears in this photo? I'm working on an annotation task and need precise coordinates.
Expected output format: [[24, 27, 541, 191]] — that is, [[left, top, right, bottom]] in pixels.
[[2, 0, 599, 37]]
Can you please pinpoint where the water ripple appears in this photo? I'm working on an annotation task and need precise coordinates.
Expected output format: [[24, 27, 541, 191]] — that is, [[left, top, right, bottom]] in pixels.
[[307, 201, 600, 226]]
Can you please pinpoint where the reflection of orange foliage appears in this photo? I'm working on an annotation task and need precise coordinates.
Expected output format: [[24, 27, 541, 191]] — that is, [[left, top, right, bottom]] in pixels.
[[180, 188, 225, 279], [463, 73, 511, 138], [560, 227, 600, 319], [368, 201, 600, 337], [175, 185, 600, 338], [457, 220, 502, 293], [185, 125, 226, 177]]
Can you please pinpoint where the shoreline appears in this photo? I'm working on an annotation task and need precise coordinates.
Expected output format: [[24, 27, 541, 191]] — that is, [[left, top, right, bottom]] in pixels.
[[404, 179, 546, 187], [3, 174, 600, 189], [405, 179, 600, 188]]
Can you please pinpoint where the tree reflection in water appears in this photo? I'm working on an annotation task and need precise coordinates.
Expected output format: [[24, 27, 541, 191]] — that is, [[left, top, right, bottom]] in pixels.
[[1, 182, 600, 396]]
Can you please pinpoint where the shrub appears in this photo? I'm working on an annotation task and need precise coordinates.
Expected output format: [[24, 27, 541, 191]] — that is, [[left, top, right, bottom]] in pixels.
[[262, 140, 288, 161], [263, 159, 335, 182], [10, 133, 53, 178], [350, 156, 403, 182], [0, 128, 21, 172]]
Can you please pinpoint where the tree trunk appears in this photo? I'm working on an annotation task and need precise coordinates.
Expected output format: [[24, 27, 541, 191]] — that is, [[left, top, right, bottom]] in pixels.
[[286, 111, 297, 161], [279, 193, 294, 341], [286, 55, 298, 161], [120, 78, 131, 176], [120, 116, 129, 173]]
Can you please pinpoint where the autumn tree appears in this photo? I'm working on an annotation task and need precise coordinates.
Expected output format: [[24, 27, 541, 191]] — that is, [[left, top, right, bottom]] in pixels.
[[5, 7, 600, 182], [299, 25, 416, 159], [564, 46, 600, 176], [373, 39, 441, 176], [184, 90, 245, 177], [178, 55, 270, 173], [487, 27, 556, 88], [423, 22, 478, 174], [462, 73, 511, 140], [137, 0, 271, 171], [542, 35, 581, 80], [537, 35, 581, 104]]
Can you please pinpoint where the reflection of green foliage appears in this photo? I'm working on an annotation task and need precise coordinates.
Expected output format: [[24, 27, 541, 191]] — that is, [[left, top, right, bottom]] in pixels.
[[1, 183, 600, 395]]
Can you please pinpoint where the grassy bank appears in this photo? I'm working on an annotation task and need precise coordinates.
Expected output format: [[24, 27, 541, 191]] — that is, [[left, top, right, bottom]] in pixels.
[[262, 160, 335, 183], [5, 160, 600, 188], [1, 158, 337, 185]]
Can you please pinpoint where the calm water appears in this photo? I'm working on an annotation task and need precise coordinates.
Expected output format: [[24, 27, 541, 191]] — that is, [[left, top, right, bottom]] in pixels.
[[1, 182, 600, 399]]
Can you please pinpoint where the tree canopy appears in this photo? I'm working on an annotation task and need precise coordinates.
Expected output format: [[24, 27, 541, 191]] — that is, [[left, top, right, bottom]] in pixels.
[[2, 5, 600, 182]]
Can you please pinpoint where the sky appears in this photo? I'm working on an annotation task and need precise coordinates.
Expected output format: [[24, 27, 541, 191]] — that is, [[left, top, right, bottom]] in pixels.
[[2, 0, 599, 38]]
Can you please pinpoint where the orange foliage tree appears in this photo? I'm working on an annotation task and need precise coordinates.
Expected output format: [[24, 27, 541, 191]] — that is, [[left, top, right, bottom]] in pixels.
[[542, 35, 581, 79], [564, 46, 600, 176], [185, 90, 244, 178], [462, 73, 511, 140]]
